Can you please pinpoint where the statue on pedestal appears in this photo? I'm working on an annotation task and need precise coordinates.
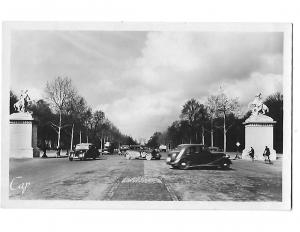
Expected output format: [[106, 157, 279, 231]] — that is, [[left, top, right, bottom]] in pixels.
[[13, 90, 31, 113], [242, 93, 277, 161], [10, 90, 39, 158], [248, 93, 269, 116]]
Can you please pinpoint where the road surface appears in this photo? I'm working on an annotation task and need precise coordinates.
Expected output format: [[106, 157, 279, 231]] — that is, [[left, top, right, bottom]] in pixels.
[[9, 153, 282, 201]]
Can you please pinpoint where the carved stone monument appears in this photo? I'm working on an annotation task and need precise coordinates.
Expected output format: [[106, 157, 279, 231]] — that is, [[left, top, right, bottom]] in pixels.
[[242, 93, 277, 160], [9, 90, 39, 158]]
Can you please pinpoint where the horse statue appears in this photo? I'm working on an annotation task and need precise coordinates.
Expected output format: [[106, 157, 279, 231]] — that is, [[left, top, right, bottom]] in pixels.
[[13, 90, 31, 113], [248, 93, 269, 115]]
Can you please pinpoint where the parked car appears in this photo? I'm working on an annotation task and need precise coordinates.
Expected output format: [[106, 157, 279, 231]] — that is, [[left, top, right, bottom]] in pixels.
[[69, 143, 100, 161], [166, 144, 231, 169]]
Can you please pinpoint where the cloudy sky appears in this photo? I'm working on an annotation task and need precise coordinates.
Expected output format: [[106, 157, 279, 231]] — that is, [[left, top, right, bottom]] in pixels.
[[10, 30, 283, 140]]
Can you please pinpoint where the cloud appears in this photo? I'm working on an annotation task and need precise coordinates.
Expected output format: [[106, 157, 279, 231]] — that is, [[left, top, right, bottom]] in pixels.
[[10, 31, 283, 139], [99, 32, 283, 138]]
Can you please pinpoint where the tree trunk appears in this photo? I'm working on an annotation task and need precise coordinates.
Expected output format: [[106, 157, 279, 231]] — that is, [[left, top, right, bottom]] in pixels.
[[70, 124, 74, 151], [57, 111, 62, 148], [223, 113, 226, 152], [201, 125, 205, 145], [210, 118, 214, 147]]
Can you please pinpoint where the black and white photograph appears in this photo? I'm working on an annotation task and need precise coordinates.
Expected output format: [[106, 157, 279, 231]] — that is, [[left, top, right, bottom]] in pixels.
[[1, 22, 292, 209]]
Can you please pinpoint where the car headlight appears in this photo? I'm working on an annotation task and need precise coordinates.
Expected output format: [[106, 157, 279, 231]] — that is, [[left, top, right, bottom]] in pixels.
[[225, 154, 230, 158]]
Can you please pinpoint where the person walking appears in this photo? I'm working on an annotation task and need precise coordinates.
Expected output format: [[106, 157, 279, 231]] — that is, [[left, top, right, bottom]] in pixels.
[[263, 146, 271, 164], [249, 147, 255, 162], [42, 140, 47, 158], [234, 142, 241, 159], [56, 146, 61, 158]]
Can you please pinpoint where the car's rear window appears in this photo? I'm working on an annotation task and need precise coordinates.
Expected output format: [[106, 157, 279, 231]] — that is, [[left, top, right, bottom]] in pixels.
[[76, 144, 91, 150]]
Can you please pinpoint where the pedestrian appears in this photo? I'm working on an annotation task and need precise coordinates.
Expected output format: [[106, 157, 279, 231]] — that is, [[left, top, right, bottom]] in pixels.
[[249, 147, 255, 162], [263, 146, 271, 164], [42, 140, 47, 158], [234, 142, 241, 159], [56, 146, 61, 158]]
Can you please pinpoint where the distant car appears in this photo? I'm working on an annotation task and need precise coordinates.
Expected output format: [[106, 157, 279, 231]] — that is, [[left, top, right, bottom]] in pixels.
[[120, 145, 130, 151], [159, 144, 167, 152], [166, 144, 231, 169], [125, 145, 161, 160], [69, 143, 100, 161], [119, 145, 130, 155]]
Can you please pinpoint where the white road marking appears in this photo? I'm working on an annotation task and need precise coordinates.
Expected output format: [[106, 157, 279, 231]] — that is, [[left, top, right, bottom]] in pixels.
[[121, 176, 162, 184]]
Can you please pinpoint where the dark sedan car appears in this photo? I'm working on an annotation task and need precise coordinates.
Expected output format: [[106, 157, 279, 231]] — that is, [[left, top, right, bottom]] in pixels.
[[69, 143, 100, 161], [166, 144, 231, 169]]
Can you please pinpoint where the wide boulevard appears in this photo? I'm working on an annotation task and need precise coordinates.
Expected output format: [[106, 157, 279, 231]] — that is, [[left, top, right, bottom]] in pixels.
[[9, 153, 282, 201]]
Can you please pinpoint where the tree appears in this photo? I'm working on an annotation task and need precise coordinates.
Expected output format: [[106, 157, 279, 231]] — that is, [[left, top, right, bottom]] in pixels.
[[264, 92, 283, 153], [45, 77, 77, 148], [180, 98, 202, 143], [125, 136, 138, 146], [197, 104, 208, 145], [206, 95, 219, 147], [27, 99, 57, 147], [214, 91, 240, 152], [166, 121, 181, 147], [88, 110, 106, 146], [10, 91, 18, 114], [146, 132, 162, 148]]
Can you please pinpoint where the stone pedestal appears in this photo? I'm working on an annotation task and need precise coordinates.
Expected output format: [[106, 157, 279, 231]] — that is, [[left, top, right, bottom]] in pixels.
[[10, 112, 36, 158], [242, 114, 277, 161]]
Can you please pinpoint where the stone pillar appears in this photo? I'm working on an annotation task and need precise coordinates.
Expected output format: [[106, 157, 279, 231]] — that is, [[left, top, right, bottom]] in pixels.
[[10, 112, 34, 158], [242, 114, 277, 161]]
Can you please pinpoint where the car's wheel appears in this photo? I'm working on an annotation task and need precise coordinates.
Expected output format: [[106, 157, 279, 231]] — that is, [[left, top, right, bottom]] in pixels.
[[69, 157, 73, 161], [156, 156, 161, 160], [125, 153, 131, 160], [140, 152, 146, 158], [179, 161, 190, 170], [146, 153, 152, 161]]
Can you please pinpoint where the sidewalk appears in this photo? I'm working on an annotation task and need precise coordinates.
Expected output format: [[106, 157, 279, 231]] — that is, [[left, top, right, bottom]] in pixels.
[[227, 152, 283, 160]]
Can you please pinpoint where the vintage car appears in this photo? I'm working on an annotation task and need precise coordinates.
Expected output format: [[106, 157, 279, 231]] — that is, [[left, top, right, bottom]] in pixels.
[[166, 144, 231, 169], [125, 145, 161, 160], [159, 144, 167, 152], [119, 145, 130, 155], [69, 143, 100, 161], [120, 145, 130, 151]]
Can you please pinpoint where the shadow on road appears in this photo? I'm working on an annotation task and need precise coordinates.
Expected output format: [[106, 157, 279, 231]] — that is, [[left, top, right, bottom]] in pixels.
[[171, 166, 235, 171], [69, 157, 107, 161]]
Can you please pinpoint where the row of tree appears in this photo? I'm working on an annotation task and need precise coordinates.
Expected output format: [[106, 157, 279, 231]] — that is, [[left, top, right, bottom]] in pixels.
[[146, 91, 283, 153], [10, 77, 137, 150]]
